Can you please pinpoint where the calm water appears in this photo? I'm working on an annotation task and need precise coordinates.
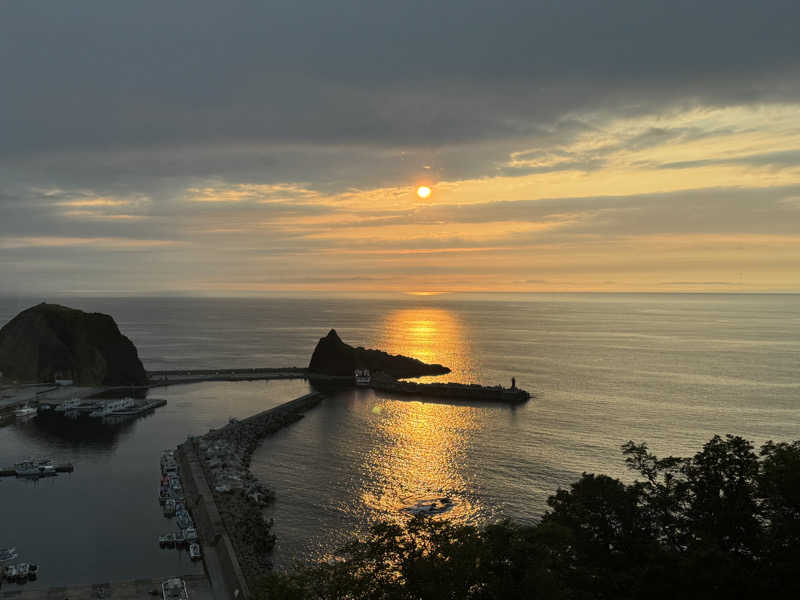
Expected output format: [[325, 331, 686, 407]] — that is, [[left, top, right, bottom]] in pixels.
[[1, 294, 799, 579]]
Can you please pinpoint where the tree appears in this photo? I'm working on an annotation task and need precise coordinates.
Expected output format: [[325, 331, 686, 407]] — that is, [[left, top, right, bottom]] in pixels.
[[254, 435, 800, 599]]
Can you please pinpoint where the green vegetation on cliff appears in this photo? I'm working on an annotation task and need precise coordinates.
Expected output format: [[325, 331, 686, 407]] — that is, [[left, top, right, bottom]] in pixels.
[[256, 435, 800, 599]]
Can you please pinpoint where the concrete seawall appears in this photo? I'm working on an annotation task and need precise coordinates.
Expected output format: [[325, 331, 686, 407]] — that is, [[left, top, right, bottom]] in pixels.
[[177, 440, 250, 600], [177, 391, 325, 599]]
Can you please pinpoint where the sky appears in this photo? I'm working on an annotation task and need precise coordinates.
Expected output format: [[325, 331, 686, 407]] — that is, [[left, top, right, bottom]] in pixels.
[[2, 1, 799, 295]]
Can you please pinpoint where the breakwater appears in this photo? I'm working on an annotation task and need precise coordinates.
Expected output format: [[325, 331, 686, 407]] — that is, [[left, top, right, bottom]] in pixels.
[[177, 391, 324, 597], [0, 463, 74, 477], [148, 367, 307, 387], [371, 376, 531, 404]]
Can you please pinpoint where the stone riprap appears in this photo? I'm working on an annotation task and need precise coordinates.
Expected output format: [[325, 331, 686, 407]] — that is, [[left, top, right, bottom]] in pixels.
[[188, 391, 324, 585]]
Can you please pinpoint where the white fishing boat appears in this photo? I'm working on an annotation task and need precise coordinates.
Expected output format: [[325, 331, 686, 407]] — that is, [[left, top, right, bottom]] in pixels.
[[14, 460, 41, 477], [6, 564, 17, 581], [88, 397, 136, 418], [55, 398, 82, 412], [189, 543, 201, 560], [0, 547, 17, 562], [354, 368, 371, 386], [161, 577, 189, 600], [183, 527, 198, 542], [14, 405, 37, 418], [403, 497, 454, 516]]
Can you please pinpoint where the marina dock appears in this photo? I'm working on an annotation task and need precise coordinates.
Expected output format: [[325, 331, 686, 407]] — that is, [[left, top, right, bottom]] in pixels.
[[0, 463, 74, 477]]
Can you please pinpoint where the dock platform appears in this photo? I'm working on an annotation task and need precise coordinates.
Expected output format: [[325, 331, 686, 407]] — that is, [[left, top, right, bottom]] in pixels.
[[0, 464, 74, 477]]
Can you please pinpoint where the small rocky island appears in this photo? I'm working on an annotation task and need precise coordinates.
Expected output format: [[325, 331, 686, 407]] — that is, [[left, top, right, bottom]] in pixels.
[[308, 328, 530, 403], [0, 303, 147, 386], [308, 329, 450, 378]]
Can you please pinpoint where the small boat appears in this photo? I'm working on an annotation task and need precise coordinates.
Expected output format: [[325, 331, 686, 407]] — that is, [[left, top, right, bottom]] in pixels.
[[6, 564, 17, 581], [14, 460, 41, 477], [176, 514, 193, 530], [36, 459, 56, 476], [189, 543, 201, 560], [183, 527, 198, 542], [55, 398, 82, 412], [354, 368, 371, 386], [16, 563, 29, 580], [14, 405, 37, 418], [88, 397, 136, 418], [163, 499, 176, 517], [403, 497, 456, 517], [0, 547, 17, 562], [161, 577, 189, 600], [173, 531, 186, 546], [28, 563, 38, 579], [158, 535, 171, 547]]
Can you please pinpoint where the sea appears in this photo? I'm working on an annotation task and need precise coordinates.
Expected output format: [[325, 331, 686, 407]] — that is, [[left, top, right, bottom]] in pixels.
[[0, 294, 798, 584]]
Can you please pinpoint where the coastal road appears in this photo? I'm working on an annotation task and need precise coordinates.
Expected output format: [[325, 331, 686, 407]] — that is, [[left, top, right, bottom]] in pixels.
[[0, 573, 214, 600]]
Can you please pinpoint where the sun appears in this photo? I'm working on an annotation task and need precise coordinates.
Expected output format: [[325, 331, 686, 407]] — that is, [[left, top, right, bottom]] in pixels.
[[416, 186, 432, 199]]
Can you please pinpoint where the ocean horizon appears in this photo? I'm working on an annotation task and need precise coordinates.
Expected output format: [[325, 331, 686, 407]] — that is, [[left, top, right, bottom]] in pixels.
[[2, 293, 798, 578]]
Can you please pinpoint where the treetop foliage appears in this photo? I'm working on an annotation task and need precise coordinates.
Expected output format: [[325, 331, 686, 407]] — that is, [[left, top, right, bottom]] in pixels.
[[255, 435, 800, 599]]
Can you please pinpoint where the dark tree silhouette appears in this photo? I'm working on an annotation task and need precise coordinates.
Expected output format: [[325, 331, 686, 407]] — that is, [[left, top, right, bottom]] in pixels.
[[254, 435, 800, 600]]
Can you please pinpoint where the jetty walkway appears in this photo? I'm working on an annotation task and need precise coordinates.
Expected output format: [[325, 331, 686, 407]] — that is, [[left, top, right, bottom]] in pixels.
[[147, 367, 307, 387]]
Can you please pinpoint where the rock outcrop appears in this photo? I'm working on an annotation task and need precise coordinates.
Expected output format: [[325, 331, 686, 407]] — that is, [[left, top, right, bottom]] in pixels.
[[308, 329, 450, 378], [0, 303, 147, 385]]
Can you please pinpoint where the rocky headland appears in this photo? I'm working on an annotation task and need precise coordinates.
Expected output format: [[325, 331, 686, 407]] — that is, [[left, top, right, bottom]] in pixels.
[[308, 329, 450, 378], [0, 303, 147, 386]]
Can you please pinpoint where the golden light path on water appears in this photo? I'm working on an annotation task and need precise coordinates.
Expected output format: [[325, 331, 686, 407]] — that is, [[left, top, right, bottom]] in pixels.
[[375, 307, 478, 384], [354, 308, 487, 524]]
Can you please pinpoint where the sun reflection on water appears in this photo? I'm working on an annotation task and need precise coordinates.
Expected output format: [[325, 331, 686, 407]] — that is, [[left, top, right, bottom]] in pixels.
[[358, 393, 485, 524], [375, 307, 478, 383], [347, 308, 487, 529]]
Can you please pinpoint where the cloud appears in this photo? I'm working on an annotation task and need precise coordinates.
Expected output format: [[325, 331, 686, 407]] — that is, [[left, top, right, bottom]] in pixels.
[[0, 236, 181, 249], [661, 281, 738, 286], [1, 2, 800, 293]]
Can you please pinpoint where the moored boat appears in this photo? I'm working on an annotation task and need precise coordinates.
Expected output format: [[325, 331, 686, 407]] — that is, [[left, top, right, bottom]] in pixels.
[[88, 397, 136, 418], [354, 368, 371, 386], [189, 543, 201, 560], [55, 398, 82, 412], [161, 577, 189, 600], [0, 547, 17, 562], [164, 498, 176, 517], [14, 460, 41, 477], [14, 405, 37, 418]]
